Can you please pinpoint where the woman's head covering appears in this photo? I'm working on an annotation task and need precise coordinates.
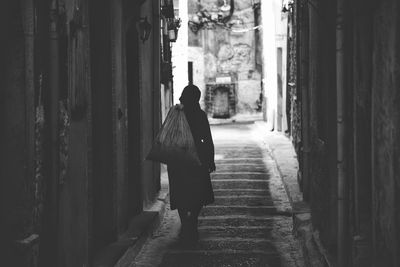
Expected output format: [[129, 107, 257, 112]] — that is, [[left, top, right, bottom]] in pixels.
[[179, 84, 201, 106]]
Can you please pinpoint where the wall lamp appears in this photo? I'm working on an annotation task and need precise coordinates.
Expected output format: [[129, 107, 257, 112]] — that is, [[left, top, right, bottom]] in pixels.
[[167, 17, 181, 42], [251, 0, 261, 9], [282, 0, 294, 13], [138, 16, 152, 43]]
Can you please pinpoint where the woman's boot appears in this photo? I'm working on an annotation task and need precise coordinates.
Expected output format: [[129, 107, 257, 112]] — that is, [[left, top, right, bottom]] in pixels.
[[178, 209, 189, 240], [187, 207, 201, 243]]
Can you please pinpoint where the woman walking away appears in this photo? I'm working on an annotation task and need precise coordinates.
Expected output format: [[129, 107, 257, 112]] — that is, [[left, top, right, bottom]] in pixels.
[[167, 84, 216, 244]]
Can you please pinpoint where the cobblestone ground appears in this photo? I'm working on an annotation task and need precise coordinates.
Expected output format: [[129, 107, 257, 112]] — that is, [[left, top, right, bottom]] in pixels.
[[131, 123, 305, 267]]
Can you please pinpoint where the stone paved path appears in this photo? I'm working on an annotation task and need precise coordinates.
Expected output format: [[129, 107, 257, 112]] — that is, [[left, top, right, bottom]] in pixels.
[[130, 123, 304, 267]]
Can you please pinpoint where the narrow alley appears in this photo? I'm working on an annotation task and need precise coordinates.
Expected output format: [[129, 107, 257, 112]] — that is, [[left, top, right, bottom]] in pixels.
[[2, 0, 400, 266], [122, 122, 304, 267]]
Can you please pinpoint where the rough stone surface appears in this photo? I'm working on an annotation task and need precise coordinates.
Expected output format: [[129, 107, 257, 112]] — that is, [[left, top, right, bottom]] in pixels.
[[371, 1, 400, 265]]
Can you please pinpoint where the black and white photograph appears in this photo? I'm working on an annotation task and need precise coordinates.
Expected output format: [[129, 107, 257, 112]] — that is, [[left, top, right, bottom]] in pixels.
[[0, 0, 399, 266]]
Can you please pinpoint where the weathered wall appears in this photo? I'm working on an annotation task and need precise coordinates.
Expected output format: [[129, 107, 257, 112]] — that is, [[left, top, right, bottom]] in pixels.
[[111, 0, 130, 236], [291, 0, 400, 265], [0, 1, 43, 265], [286, 0, 301, 151], [371, 0, 400, 265], [57, 0, 92, 265], [140, 0, 161, 205], [0, 1, 31, 263], [188, 0, 262, 114], [349, 0, 374, 265], [90, 0, 115, 253], [287, 0, 339, 255], [0, 0, 164, 266], [307, 0, 338, 252]]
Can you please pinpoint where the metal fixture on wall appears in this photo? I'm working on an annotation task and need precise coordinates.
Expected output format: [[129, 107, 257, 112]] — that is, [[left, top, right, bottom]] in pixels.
[[137, 16, 152, 43], [282, 0, 294, 13], [251, 0, 261, 9], [161, 0, 181, 42], [167, 17, 181, 42], [188, 0, 235, 33]]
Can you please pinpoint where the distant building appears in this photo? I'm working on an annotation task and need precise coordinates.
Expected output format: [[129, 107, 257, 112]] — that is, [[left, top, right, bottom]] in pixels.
[[186, 0, 264, 118]]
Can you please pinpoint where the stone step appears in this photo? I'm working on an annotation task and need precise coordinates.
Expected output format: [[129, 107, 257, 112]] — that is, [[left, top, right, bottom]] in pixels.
[[214, 148, 262, 153], [212, 196, 275, 206], [211, 180, 271, 190], [215, 159, 265, 165], [200, 206, 291, 217], [215, 145, 260, 150], [198, 215, 275, 228], [198, 226, 273, 239], [212, 189, 269, 197], [214, 164, 268, 172], [212, 173, 269, 180], [160, 250, 282, 267], [215, 150, 264, 158], [188, 238, 279, 251]]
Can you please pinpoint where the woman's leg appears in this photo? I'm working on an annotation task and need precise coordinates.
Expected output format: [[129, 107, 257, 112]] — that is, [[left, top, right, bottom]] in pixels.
[[178, 208, 189, 238], [190, 206, 202, 226], [187, 206, 202, 241]]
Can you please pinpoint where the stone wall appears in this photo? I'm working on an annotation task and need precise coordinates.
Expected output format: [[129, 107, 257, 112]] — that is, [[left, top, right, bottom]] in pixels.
[[0, 1, 45, 265], [370, 1, 400, 265], [0, 0, 164, 265], [290, 0, 400, 265]]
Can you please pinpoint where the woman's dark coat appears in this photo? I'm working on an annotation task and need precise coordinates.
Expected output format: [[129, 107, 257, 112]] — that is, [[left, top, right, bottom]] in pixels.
[[167, 97, 215, 210]]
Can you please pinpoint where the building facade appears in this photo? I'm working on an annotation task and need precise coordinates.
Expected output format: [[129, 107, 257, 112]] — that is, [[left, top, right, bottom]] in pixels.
[[187, 0, 263, 117], [0, 0, 174, 266], [286, 0, 400, 266], [260, 0, 289, 131]]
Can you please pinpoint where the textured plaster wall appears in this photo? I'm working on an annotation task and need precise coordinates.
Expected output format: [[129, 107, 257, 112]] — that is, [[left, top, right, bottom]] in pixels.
[[350, 3, 374, 265], [111, 0, 130, 236], [57, 1, 92, 265], [371, 0, 400, 265], [189, 0, 262, 114], [140, 0, 161, 206], [0, 2, 34, 260], [237, 77, 262, 111], [292, 0, 400, 264]]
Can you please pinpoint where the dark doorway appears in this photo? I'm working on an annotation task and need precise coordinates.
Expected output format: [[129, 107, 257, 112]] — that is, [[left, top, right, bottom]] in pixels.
[[90, 0, 115, 253], [213, 87, 230, 118], [126, 22, 142, 217]]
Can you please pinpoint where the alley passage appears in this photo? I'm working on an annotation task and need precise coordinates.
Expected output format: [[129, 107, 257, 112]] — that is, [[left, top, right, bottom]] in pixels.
[[129, 122, 304, 267]]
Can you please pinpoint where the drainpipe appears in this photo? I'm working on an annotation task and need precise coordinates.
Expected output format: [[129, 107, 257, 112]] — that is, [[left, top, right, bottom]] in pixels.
[[336, 0, 346, 265]]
